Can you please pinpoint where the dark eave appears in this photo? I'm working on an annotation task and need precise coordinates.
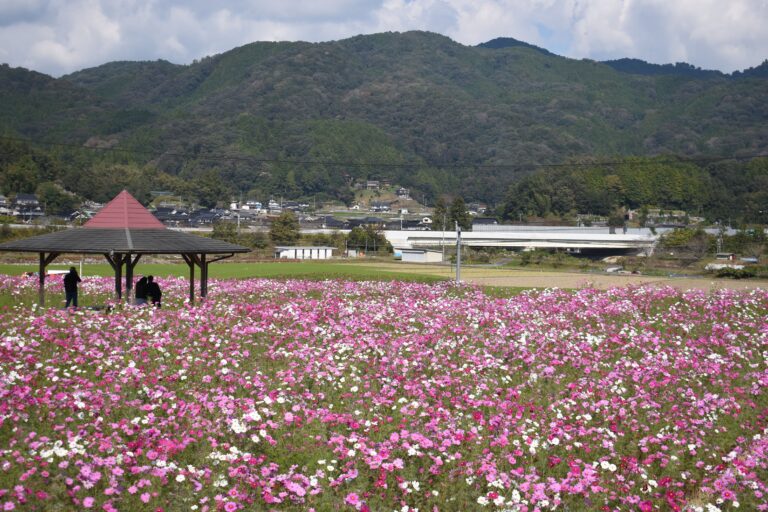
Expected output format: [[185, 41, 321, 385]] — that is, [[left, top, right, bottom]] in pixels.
[[0, 228, 249, 254]]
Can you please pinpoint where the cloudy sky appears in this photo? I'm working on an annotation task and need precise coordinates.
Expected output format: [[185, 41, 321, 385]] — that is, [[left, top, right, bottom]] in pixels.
[[0, 0, 766, 77]]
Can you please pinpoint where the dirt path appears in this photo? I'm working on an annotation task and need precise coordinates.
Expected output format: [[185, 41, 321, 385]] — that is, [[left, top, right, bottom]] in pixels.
[[366, 263, 768, 291]]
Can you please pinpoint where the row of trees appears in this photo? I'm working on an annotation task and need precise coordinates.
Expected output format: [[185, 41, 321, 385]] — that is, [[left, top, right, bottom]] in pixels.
[[3, 136, 768, 226], [431, 196, 472, 230], [501, 156, 768, 224], [211, 211, 393, 254]]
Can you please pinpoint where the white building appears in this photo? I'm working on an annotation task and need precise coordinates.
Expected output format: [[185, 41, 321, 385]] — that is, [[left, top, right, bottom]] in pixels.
[[274, 246, 335, 260], [400, 248, 444, 263]]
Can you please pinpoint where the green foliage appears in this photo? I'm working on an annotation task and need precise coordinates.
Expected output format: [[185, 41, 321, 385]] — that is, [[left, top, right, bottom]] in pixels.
[[658, 228, 712, 264], [722, 228, 766, 255], [303, 232, 346, 253], [449, 197, 472, 230], [35, 181, 78, 215], [211, 221, 268, 249], [607, 209, 626, 229], [660, 228, 702, 247], [346, 226, 391, 253], [503, 156, 721, 220], [431, 197, 448, 230], [431, 196, 471, 230], [715, 267, 756, 279], [193, 169, 231, 208], [269, 211, 300, 245]]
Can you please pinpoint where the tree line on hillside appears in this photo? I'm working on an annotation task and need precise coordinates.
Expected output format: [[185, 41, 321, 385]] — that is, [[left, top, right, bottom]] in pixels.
[[2, 137, 768, 225], [501, 155, 768, 225]]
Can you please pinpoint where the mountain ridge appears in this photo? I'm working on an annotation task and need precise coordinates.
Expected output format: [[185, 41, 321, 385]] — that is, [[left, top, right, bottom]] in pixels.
[[0, 31, 766, 209]]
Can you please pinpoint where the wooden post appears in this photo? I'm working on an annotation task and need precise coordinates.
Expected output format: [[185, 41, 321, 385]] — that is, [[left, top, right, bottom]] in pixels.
[[115, 254, 123, 300], [38, 253, 46, 307], [201, 253, 208, 298], [104, 253, 124, 301], [189, 256, 195, 304], [125, 253, 133, 302], [182, 254, 195, 304], [37, 252, 60, 307], [125, 254, 141, 302]]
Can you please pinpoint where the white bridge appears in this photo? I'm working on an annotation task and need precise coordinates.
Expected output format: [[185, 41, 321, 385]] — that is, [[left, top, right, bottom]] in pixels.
[[384, 228, 658, 253]]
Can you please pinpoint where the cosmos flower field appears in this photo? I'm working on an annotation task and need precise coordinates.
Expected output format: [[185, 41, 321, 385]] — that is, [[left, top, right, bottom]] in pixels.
[[0, 275, 766, 511]]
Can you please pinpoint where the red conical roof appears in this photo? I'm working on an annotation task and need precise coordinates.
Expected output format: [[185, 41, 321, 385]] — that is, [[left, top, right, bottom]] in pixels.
[[84, 190, 165, 229]]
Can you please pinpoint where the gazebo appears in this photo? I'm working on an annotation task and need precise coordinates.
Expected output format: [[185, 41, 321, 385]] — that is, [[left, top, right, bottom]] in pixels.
[[0, 190, 250, 305]]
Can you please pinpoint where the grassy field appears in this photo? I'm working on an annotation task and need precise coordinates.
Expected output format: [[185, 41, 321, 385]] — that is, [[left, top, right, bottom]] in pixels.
[[0, 260, 445, 282], [2, 259, 765, 298]]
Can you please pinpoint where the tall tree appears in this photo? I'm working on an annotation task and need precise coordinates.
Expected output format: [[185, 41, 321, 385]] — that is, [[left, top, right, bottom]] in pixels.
[[270, 211, 300, 245], [431, 197, 448, 231], [450, 197, 472, 230]]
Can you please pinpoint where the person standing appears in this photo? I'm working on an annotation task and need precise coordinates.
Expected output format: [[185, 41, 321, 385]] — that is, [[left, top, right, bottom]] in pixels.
[[147, 275, 162, 308], [135, 276, 148, 305], [63, 267, 81, 308]]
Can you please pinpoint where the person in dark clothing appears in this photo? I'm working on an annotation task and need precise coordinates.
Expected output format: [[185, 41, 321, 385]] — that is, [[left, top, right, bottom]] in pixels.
[[135, 276, 148, 305], [147, 275, 162, 308], [63, 267, 81, 308]]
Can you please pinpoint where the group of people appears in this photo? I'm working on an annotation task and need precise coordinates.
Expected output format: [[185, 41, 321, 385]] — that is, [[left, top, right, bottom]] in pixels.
[[62, 267, 161, 308], [134, 275, 162, 308]]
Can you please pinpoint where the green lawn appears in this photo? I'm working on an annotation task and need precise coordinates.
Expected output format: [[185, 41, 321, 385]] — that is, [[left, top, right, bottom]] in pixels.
[[0, 260, 445, 283]]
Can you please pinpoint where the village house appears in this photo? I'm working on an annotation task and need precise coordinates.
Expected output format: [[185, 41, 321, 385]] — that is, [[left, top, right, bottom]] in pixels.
[[370, 201, 391, 213], [13, 193, 44, 220], [0, 195, 10, 215]]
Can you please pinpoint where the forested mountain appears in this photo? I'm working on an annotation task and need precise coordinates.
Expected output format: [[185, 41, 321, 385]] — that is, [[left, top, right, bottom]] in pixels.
[[0, 31, 766, 218]]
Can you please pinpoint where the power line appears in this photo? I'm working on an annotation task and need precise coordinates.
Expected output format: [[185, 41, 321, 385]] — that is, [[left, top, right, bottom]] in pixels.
[[0, 135, 765, 172]]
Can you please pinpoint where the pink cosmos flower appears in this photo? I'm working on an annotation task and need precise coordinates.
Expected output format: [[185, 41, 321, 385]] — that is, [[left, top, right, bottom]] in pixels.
[[345, 492, 360, 507], [83, 497, 95, 508], [140, 493, 150, 504]]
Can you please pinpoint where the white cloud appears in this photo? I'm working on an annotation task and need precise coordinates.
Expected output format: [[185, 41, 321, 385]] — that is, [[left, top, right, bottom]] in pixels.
[[0, 0, 765, 76], [565, 0, 768, 71]]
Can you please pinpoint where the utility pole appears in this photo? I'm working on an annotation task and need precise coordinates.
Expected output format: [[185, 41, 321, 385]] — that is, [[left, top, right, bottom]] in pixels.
[[455, 221, 461, 284], [441, 212, 447, 263]]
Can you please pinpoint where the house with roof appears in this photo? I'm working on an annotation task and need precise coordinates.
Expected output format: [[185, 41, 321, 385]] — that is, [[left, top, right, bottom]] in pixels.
[[13, 193, 39, 208], [319, 216, 349, 229], [189, 209, 221, 226], [0, 195, 10, 216], [13, 193, 44, 220], [370, 201, 391, 213], [152, 206, 189, 226], [348, 217, 386, 229]]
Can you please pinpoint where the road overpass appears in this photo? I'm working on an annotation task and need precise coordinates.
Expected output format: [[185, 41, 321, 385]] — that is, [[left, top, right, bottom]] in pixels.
[[384, 229, 658, 254]]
